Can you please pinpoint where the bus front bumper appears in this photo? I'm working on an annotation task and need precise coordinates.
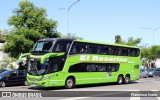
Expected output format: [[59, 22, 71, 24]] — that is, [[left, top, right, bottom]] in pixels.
[[27, 78, 64, 87]]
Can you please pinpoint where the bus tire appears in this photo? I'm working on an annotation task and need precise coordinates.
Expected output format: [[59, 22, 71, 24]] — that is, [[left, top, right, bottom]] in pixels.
[[117, 75, 123, 84], [65, 77, 75, 89], [124, 75, 130, 84]]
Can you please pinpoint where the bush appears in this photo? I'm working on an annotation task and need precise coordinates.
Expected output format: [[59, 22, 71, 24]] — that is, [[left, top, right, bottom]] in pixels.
[[0, 56, 16, 69]]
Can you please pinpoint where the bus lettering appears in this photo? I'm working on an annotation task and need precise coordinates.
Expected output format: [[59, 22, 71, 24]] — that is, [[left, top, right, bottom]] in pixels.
[[80, 55, 128, 63]]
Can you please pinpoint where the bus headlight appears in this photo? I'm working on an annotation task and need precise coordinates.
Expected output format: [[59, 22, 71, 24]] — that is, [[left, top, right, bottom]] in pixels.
[[42, 75, 55, 80]]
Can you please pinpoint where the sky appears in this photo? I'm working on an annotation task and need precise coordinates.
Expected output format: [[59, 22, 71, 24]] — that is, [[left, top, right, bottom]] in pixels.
[[1, 0, 160, 47]]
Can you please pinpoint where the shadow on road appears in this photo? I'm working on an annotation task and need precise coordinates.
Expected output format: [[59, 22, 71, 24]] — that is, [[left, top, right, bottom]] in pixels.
[[28, 81, 139, 90]]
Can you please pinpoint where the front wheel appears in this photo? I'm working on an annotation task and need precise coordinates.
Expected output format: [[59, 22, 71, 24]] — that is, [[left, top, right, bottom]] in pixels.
[[117, 75, 123, 84], [65, 77, 75, 89]]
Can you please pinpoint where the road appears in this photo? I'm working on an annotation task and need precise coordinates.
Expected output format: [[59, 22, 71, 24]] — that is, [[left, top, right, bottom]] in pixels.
[[0, 77, 160, 100]]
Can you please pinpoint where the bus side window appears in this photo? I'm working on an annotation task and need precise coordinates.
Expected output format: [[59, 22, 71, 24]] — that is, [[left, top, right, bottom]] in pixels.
[[69, 45, 77, 54], [109, 46, 114, 55], [128, 49, 134, 56], [86, 64, 97, 72], [69, 42, 87, 54], [87, 44, 99, 54], [120, 48, 128, 56], [99, 45, 109, 54], [98, 65, 106, 72], [134, 49, 140, 56], [78, 45, 86, 53]]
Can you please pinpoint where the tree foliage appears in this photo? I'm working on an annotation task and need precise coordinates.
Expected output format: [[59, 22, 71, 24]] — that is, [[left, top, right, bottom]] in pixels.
[[141, 45, 160, 60], [115, 35, 122, 44], [123, 37, 141, 46], [4, 0, 59, 57], [62, 33, 83, 40], [0, 29, 7, 43], [115, 35, 141, 46]]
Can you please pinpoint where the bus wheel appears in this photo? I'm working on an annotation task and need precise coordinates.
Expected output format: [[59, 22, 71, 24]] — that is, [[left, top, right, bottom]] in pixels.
[[117, 75, 123, 84], [124, 75, 130, 84], [65, 77, 75, 89]]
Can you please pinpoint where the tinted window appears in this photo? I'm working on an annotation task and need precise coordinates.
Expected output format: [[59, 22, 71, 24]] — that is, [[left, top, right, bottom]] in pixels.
[[33, 41, 53, 52], [86, 44, 99, 54], [68, 63, 119, 72], [50, 61, 64, 73], [11, 71, 17, 76], [99, 45, 109, 54], [156, 68, 160, 71], [69, 42, 140, 57], [18, 71, 25, 76], [54, 41, 71, 52], [69, 42, 87, 54]]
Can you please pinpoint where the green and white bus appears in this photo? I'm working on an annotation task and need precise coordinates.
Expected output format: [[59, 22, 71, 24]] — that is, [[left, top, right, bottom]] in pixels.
[[20, 38, 141, 88]]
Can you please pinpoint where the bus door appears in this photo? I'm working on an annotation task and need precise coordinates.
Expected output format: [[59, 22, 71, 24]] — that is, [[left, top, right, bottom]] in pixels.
[[49, 59, 65, 86]]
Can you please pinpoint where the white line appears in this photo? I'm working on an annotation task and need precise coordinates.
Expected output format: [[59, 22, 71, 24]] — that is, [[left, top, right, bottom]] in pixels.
[[60, 97, 90, 100], [60, 91, 130, 100], [130, 97, 140, 100]]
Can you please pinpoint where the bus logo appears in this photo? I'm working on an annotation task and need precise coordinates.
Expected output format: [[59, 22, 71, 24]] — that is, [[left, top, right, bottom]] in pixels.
[[80, 55, 128, 63]]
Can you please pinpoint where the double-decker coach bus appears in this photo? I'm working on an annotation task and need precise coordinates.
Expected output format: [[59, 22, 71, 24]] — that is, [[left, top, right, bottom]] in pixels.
[[19, 38, 141, 88]]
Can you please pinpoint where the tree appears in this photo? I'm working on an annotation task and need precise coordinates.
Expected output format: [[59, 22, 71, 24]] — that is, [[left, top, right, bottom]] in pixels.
[[115, 35, 122, 44], [115, 35, 141, 46], [62, 33, 83, 40], [0, 29, 7, 43], [141, 45, 160, 68], [4, 0, 59, 57], [124, 37, 141, 46]]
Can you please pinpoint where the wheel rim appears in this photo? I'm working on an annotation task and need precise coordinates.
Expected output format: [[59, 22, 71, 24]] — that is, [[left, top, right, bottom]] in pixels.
[[67, 79, 73, 88], [1, 82, 5, 87], [118, 76, 123, 84], [125, 77, 130, 83]]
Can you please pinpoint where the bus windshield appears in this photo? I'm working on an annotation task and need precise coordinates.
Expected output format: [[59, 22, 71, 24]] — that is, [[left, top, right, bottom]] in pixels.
[[28, 59, 64, 76], [28, 60, 49, 76], [32, 41, 54, 53]]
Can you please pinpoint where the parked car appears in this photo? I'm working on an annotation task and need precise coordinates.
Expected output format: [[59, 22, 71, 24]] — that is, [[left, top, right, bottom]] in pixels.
[[0, 69, 7, 73], [0, 70, 27, 87], [154, 68, 160, 77], [140, 68, 148, 78], [147, 68, 156, 77]]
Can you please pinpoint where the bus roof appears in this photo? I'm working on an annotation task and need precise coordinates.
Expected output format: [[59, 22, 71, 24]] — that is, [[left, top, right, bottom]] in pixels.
[[74, 39, 139, 49], [37, 38, 139, 49], [38, 38, 74, 42]]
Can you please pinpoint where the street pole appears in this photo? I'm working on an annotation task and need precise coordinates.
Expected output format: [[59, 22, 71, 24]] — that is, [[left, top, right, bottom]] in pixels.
[[141, 27, 160, 45], [153, 27, 160, 45], [67, 0, 80, 35]]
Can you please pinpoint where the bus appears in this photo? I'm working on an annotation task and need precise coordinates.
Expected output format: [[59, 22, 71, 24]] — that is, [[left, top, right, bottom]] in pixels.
[[19, 38, 141, 88]]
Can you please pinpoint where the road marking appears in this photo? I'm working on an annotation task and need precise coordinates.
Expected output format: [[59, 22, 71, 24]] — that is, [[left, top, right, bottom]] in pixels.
[[60, 91, 129, 100], [60, 97, 90, 100], [130, 97, 140, 100]]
